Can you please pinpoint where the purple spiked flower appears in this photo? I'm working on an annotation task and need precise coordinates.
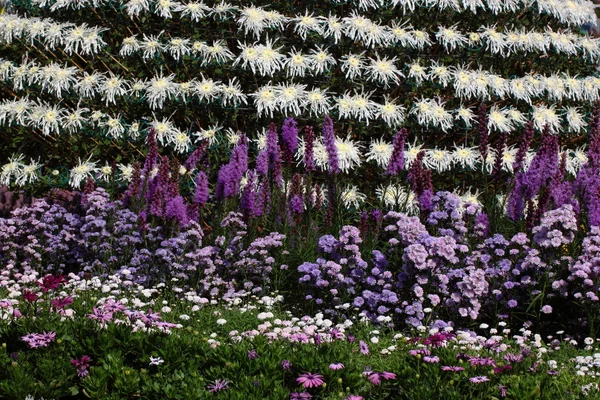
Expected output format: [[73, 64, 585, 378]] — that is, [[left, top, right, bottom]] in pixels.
[[386, 128, 408, 175], [322, 116, 339, 174]]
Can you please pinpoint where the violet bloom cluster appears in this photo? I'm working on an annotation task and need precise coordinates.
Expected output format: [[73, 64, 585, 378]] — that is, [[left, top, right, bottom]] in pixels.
[[21, 331, 56, 348]]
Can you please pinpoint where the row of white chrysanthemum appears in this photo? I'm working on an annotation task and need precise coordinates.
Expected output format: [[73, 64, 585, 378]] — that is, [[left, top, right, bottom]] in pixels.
[[117, 20, 600, 61], [4, 54, 600, 110], [2, 11, 600, 64], [35, 0, 596, 30], [0, 89, 589, 151], [0, 15, 106, 56], [0, 126, 588, 190]]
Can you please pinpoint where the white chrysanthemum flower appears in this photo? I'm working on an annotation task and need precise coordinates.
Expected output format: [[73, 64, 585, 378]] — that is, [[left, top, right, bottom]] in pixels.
[[14, 159, 41, 186], [390, 0, 417, 13], [388, 22, 415, 47], [168, 37, 191, 61], [150, 116, 178, 145], [341, 185, 366, 208], [221, 78, 247, 107], [348, 91, 378, 125], [11, 62, 31, 91], [529, 31, 549, 53], [452, 65, 474, 98], [309, 46, 336, 75], [293, 11, 323, 40], [412, 29, 433, 50], [178, 1, 210, 22], [480, 25, 507, 54], [579, 37, 600, 62], [363, 19, 391, 47], [0, 154, 24, 186], [1, 97, 32, 126], [155, 0, 180, 18], [541, 74, 566, 101], [234, 41, 261, 74], [0, 59, 13, 81], [565, 107, 587, 133], [63, 106, 89, 133], [194, 124, 221, 146], [564, 76, 583, 100], [40, 63, 78, 98], [31, 102, 64, 136], [455, 107, 475, 127], [194, 75, 222, 102], [459, 188, 482, 208], [323, 15, 343, 43], [70, 157, 98, 188], [140, 33, 164, 60], [506, 108, 526, 127], [263, 10, 288, 30], [424, 149, 453, 172], [124, 0, 150, 18], [487, 106, 513, 132], [89, 110, 105, 125], [335, 137, 362, 173], [342, 12, 374, 43], [365, 54, 403, 87], [120, 35, 140, 56], [177, 80, 195, 101], [452, 145, 480, 170], [429, 62, 452, 87], [404, 142, 423, 168], [412, 98, 453, 132], [74, 71, 104, 98], [128, 122, 141, 139], [436, 25, 468, 51], [582, 76, 600, 102], [256, 38, 285, 76], [532, 104, 561, 132], [509, 78, 533, 103], [487, 74, 508, 98], [100, 73, 128, 105], [254, 128, 268, 151], [172, 130, 192, 153], [210, 1, 237, 19], [204, 40, 235, 64], [146, 73, 179, 109], [377, 97, 405, 127], [276, 82, 307, 116], [340, 52, 365, 79], [116, 163, 134, 183], [366, 138, 393, 168], [96, 161, 112, 182], [500, 146, 518, 173], [305, 88, 331, 116], [524, 74, 544, 98], [377, 184, 405, 208], [570, 146, 588, 173], [225, 128, 242, 147], [471, 70, 491, 99], [408, 61, 428, 84], [284, 49, 310, 77], [238, 6, 268, 38], [546, 29, 577, 55], [252, 84, 278, 118], [467, 31, 482, 47], [102, 115, 125, 138]]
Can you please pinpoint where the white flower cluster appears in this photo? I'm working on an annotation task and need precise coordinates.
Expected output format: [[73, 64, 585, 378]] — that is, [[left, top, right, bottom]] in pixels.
[[116, 22, 600, 60], [4, 57, 600, 112], [37, 0, 596, 28], [0, 14, 107, 55]]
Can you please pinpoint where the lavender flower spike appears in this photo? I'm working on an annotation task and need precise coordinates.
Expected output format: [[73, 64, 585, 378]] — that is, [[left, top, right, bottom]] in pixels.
[[322, 116, 339, 174]]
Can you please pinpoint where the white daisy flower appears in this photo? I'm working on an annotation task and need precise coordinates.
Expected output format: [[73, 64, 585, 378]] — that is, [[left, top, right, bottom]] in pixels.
[[204, 40, 235, 64], [348, 91, 378, 125], [124, 0, 150, 18], [500, 146, 518, 173], [412, 29, 433, 50], [209, 1, 237, 19], [172, 130, 192, 153], [506, 108, 527, 126], [532, 104, 561, 132], [388, 22, 416, 47], [335, 136, 363, 173], [323, 15, 343, 43], [0, 154, 24, 186], [429, 61, 452, 87], [221, 78, 247, 107], [256, 38, 285, 76], [276, 82, 307, 116], [238, 6, 268, 38], [194, 75, 222, 102], [150, 116, 179, 145], [480, 25, 507, 54], [155, 0, 180, 18], [74, 71, 104, 98], [377, 97, 405, 127], [140, 33, 164, 60], [102, 115, 125, 138], [15, 158, 41, 186], [63, 106, 89, 133], [404, 142, 423, 168], [284, 49, 310, 77], [252, 84, 278, 118], [100, 73, 128, 106], [178, 1, 210, 22], [509, 78, 533, 103], [305, 88, 331, 117], [120, 35, 140, 56], [487, 74, 508, 98], [541, 74, 566, 101], [455, 107, 475, 127]]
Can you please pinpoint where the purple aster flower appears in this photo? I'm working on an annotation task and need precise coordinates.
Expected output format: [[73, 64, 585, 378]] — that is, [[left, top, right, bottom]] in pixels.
[[507, 299, 518, 308], [423, 356, 440, 363], [296, 372, 325, 388], [498, 384, 508, 397], [207, 379, 229, 393], [359, 340, 369, 355], [247, 350, 259, 360], [281, 359, 292, 371], [345, 396, 364, 400], [540, 305, 553, 314], [469, 376, 490, 384], [290, 392, 312, 400], [329, 363, 344, 370], [441, 366, 464, 372]]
